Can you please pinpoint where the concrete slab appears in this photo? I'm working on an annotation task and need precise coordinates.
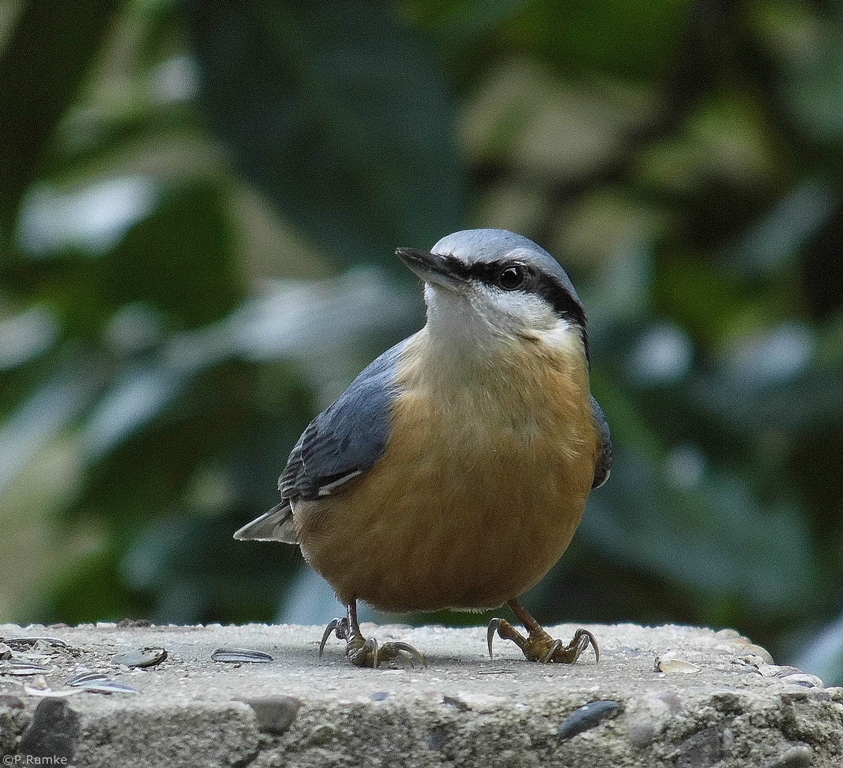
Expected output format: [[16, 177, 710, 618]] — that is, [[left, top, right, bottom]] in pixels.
[[1, 621, 842, 767]]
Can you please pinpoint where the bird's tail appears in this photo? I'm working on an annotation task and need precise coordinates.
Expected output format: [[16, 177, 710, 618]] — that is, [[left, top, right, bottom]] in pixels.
[[233, 501, 298, 543]]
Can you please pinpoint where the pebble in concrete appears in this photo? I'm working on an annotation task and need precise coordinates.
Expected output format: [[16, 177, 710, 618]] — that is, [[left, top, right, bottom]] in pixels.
[[18, 698, 79, 762], [766, 745, 814, 768], [557, 700, 622, 739], [237, 696, 301, 735]]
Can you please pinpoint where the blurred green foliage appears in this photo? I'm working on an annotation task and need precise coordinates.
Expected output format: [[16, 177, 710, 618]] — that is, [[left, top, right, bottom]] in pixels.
[[1, 0, 842, 680]]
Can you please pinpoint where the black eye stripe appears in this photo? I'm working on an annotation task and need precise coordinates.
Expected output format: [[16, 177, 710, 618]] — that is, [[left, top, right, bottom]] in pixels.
[[434, 254, 587, 331], [434, 252, 590, 362], [463, 262, 582, 322], [467, 261, 526, 287], [439, 254, 473, 280]]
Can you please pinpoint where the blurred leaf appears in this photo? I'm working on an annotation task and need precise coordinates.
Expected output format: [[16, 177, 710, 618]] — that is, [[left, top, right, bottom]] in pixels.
[[688, 369, 843, 434], [69, 360, 258, 526], [78, 363, 187, 465], [18, 176, 162, 258], [581, 449, 818, 617], [0, 356, 103, 496], [504, 0, 691, 80], [411, 0, 535, 52], [654, 255, 750, 346], [0, 305, 60, 371], [729, 178, 840, 277], [0, 0, 120, 234], [783, 28, 843, 144], [49, 105, 196, 179], [40, 548, 148, 625], [461, 60, 657, 176], [802, 197, 843, 322], [187, 0, 466, 268], [792, 609, 843, 687], [101, 180, 242, 328], [638, 92, 783, 198], [8, 179, 239, 337], [407, 0, 690, 81], [121, 515, 299, 624]]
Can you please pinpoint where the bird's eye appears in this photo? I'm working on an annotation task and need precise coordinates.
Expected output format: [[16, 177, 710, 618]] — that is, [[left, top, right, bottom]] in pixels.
[[498, 265, 525, 291]]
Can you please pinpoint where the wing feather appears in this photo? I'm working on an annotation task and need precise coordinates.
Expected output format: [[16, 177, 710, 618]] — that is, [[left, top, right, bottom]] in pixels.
[[279, 338, 408, 502], [234, 340, 407, 542], [590, 395, 613, 489]]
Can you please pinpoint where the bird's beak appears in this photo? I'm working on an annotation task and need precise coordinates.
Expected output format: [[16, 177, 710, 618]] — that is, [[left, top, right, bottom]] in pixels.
[[395, 248, 467, 291]]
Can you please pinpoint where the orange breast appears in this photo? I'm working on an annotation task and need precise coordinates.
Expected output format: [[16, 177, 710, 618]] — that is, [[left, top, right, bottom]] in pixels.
[[294, 329, 601, 613]]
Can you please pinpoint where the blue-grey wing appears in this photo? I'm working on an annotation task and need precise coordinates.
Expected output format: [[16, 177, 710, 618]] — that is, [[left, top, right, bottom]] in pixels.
[[591, 395, 612, 489], [234, 339, 406, 543], [279, 338, 408, 502]]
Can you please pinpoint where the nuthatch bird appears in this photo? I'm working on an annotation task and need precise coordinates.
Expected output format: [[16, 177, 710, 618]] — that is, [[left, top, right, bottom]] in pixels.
[[235, 229, 612, 668]]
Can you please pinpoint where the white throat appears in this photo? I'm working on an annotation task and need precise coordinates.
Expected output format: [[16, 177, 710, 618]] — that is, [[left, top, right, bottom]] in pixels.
[[422, 283, 583, 363]]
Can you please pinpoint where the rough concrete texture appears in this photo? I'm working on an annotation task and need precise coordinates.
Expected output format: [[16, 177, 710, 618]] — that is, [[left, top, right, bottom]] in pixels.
[[1, 621, 842, 767]]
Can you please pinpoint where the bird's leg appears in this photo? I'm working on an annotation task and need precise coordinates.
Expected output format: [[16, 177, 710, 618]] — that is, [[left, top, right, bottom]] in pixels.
[[487, 599, 598, 664], [318, 600, 426, 669]]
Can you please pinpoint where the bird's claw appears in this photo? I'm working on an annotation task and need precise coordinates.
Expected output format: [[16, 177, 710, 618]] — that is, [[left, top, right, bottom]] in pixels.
[[347, 636, 379, 668], [487, 618, 598, 664], [349, 639, 427, 669], [487, 617, 503, 659], [564, 628, 600, 664], [319, 617, 345, 658], [319, 617, 426, 669], [383, 641, 427, 669]]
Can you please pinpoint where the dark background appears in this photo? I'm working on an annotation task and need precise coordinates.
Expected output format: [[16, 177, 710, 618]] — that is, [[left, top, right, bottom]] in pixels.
[[1, 0, 842, 682]]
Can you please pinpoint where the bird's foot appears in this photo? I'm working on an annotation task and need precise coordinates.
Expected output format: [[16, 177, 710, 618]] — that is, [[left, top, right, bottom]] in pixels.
[[319, 617, 426, 669], [487, 618, 599, 664]]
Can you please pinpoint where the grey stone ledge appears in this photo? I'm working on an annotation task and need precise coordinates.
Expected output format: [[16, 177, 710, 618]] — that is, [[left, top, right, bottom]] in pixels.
[[1, 622, 842, 767]]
